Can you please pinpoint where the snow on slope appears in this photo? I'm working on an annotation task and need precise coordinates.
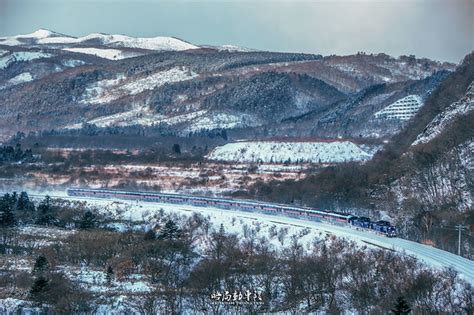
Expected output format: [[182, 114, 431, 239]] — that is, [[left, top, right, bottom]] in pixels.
[[80, 67, 198, 104], [0, 29, 61, 45], [63, 47, 142, 60], [25, 193, 474, 285], [78, 107, 165, 128], [8, 72, 34, 85], [0, 29, 199, 51], [183, 111, 262, 132], [43, 33, 198, 51], [0, 51, 53, 69], [413, 83, 474, 145], [207, 141, 373, 163]]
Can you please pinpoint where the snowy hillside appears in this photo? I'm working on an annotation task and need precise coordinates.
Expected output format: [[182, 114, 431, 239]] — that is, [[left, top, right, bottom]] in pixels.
[[79, 67, 198, 105], [62, 47, 143, 60], [413, 83, 473, 145], [207, 141, 374, 163], [0, 29, 198, 51], [0, 29, 61, 45], [0, 51, 53, 69]]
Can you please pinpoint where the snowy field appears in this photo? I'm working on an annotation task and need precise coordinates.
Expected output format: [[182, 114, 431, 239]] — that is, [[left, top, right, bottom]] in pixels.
[[207, 141, 374, 163], [26, 192, 474, 285]]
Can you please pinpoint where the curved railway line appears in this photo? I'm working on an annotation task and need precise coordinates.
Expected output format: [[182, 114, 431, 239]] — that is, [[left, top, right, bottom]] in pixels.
[[25, 189, 474, 285]]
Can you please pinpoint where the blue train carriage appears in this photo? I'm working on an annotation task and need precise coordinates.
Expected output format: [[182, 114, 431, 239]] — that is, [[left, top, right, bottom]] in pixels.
[[349, 216, 397, 237], [371, 220, 397, 237]]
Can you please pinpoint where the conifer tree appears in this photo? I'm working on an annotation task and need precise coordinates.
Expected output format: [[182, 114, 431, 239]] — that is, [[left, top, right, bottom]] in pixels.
[[33, 255, 50, 276], [105, 266, 114, 285], [36, 196, 56, 225], [80, 211, 97, 229], [157, 219, 181, 240], [0, 194, 16, 227], [392, 296, 411, 315], [30, 276, 50, 302], [17, 192, 31, 212]]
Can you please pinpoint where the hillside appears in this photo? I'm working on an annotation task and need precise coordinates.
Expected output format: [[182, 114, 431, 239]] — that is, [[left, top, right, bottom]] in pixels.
[[0, 30, 455, 142], [207, 140, 373, 163], [244, 53, 474, 257]]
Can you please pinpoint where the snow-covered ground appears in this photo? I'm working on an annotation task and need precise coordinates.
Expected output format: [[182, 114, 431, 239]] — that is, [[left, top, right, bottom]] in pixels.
[[183, 111, 261, 133], [79, 107, 165, 128], [63, 47, 143, 60], [0, 29, 57, 46], [25, 192, 474, 285], [0, 51, 53, 69], [7, 72, 34, 85], [79, 67, 198, 104], [61, 267, 153, 294], [207, 140, 374, 163], [43, 33, 198, 51]]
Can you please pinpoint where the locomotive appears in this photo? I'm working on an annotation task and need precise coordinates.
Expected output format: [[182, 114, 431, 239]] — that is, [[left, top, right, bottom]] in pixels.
[[67, 187, 397, 237]]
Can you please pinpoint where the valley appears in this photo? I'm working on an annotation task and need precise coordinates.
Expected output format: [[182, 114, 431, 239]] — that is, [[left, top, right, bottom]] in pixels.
[[0, 25, 472, 314]]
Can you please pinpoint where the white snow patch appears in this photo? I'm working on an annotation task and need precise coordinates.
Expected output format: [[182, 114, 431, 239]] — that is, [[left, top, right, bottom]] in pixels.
[[62, 47, 142, 60], [41, 33, 198, 51], [207, 141, 373, 163], [0, 29, 59, 46], [62, 266, 153, 294], [79, 107, 165, 128], [80, 67, 198, 104], [184, 112, 261, 132], [62, 59, 86, 67], [8, 72, 33, 85], [0, 51, 53, 69]]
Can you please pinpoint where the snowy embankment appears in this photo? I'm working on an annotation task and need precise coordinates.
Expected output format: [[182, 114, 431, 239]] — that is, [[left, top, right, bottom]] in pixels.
[[27, 192, 474, 285], [207, 140, 374, 163]]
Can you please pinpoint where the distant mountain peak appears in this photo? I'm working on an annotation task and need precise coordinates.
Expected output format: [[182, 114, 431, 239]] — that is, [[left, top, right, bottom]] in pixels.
[[17, 29, 62, 39], [0, 29, 199, 52]]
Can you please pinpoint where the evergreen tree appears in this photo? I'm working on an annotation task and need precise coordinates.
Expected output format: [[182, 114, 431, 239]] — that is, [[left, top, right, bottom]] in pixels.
[[36, 196, 56, 226], [157, 219, 181, 240], [79, 211, 96, 229], [0, 194, 16, 227], [172, 143, 181, 155], [17, 192, 32, 212], [392, 296, 412, 315], [105, 266, 114, 285], [33, 255, 50, 276], [30, 276, 50, 302]]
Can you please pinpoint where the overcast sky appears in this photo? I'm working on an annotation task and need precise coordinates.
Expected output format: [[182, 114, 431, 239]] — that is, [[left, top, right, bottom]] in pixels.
[[0, 0, 472, 62]]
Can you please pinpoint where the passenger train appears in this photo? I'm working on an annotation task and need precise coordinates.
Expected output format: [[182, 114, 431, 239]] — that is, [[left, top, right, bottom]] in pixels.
[[67, 187, 397, 237]]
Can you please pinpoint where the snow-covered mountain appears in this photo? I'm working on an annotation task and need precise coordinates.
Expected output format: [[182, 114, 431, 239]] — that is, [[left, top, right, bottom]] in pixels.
[[0, 29, 199, 51], [0, 29, 459, 142]]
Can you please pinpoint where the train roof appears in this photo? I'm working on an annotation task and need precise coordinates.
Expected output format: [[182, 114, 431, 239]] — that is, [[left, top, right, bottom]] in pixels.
[[67, 187, 354, 219]]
